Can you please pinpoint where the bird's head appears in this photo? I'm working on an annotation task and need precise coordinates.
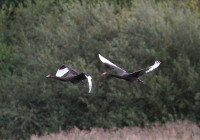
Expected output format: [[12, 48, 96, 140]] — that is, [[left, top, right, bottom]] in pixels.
[[46, 75, 51, 78], [102, 72, 107, 76]]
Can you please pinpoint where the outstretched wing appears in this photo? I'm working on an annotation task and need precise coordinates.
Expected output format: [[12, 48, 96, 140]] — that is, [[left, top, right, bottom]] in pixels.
[[71, 73, 86, 82], [56, 64, 78, 77], [56, 65, 69, 77], [84, 74, 92, 93], [65, 65, 79, 78], [99, 54, 127, 75], [71, 73, 92, 93], [129, 61, 161, 77]]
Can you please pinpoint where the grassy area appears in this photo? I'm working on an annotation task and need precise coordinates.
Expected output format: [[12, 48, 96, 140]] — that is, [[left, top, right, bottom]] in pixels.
[[31, 121, 200, 140]]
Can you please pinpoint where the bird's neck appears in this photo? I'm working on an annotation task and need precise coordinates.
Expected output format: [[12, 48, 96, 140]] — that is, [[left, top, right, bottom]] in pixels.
[[107, 73, 122, 79], [50, 76, 68, 81]]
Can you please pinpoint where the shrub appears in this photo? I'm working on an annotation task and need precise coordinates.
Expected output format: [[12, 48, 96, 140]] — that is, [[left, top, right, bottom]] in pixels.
[[0, 0, 199, 139]]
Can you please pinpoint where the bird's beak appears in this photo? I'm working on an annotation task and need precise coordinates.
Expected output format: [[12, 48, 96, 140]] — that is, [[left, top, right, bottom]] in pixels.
[[102, 72, 106, 76]]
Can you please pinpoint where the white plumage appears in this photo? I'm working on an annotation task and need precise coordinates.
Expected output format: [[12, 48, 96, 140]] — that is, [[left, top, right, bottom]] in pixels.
[[146, 61, 161, 73], [56, 68, 69, 77], [98, 54, 126, 74], [99, 54, 118, 67], [85, 75, 92, 93]]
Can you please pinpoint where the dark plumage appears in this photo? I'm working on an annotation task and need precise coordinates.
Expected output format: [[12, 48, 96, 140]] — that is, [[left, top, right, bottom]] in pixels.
[[99, 54, 161, 83], [46, 64, 92, 93]]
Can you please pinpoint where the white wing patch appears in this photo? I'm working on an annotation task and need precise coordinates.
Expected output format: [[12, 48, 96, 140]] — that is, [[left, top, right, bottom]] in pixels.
[[85, 74, 92, 93], [146, 61, 161, 73], [56, 68, 69, 77], [99, 54, 126, 74], [99, 54, 118, 67]]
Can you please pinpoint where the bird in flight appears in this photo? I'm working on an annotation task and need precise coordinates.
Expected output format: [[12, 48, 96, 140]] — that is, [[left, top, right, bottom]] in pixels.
[[99, 54, 161, 83], [46, 64, 92, 93]]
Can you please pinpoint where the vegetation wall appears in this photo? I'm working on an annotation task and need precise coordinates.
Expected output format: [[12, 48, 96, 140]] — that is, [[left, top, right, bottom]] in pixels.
[[0, 0, 200, 139]]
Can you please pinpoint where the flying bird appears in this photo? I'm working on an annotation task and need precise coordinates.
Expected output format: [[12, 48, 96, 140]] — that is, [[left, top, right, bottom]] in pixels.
[[46, 65, 92, 93], [99, 54, 161, 83]]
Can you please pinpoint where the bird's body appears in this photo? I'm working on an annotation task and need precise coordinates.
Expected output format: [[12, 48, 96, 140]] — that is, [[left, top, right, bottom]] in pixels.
[[104, 72, 143, 83], [48, 73, 86, 83], [99, 54, 161, 83], [46, 64, 92, 93]]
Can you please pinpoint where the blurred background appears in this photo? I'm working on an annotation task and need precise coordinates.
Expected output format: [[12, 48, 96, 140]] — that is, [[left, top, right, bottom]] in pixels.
[[0, 0, 200, 139]]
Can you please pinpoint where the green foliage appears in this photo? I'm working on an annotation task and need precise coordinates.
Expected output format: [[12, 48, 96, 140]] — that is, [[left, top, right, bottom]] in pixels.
[[0, 0, 200, 139], [0, 43, 12, 74], [0, 0, 28, 8]]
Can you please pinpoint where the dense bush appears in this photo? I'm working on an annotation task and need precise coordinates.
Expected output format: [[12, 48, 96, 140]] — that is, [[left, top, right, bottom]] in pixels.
[[0, 0, 200, 139]]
